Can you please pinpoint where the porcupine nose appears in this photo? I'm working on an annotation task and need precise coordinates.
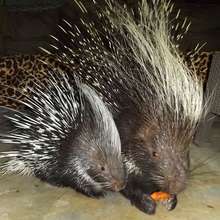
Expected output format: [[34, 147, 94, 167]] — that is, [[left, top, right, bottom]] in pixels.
[[166, 173, 187, 194], [111, 180, 126, 192]]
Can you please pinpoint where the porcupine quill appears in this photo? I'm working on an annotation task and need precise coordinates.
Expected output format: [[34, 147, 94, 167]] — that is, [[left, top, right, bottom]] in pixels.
[[0, 0, 207, 215], [0, 71, 126, 198]]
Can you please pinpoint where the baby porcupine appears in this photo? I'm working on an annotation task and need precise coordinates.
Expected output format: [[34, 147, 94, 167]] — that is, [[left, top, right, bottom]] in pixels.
[[49, 0, 206, 214], [0, 71, 126, 198]]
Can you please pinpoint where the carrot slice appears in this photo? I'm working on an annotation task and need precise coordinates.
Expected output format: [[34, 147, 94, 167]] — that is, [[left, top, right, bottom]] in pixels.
[[151, 192, 170, 201]]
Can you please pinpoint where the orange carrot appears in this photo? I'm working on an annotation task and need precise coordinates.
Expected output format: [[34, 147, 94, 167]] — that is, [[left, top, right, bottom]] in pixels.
[[151, 192, 170, 201]]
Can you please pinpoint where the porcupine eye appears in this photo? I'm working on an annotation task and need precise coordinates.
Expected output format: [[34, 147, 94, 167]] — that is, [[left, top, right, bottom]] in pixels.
[[152, 151, 159, 158], [101, 166, 105, 171]]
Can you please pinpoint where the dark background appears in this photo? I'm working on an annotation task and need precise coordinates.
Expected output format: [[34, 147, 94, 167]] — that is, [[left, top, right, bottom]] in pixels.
[[0, 0, 219, 55]]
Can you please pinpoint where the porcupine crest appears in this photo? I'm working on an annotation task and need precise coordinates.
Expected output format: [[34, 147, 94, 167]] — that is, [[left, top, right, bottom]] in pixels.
[[0, 71, 125, 196]]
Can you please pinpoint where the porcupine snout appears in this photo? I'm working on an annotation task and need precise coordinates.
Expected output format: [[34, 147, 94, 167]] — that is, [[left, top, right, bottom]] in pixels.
[[110, 161, 127, 192], [161, 154, 188, 195], [99, 158, 127, 192], [165, 170, 187, 194]]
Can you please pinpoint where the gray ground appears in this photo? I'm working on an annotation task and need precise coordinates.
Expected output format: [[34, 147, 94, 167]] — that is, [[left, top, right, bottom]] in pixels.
[[0, 120, 220, 220]]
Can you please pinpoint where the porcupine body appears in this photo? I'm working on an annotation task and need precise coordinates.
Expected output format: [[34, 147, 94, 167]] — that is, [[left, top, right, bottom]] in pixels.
[[48, 0, 206, 214], [0, 71, 126, 198]]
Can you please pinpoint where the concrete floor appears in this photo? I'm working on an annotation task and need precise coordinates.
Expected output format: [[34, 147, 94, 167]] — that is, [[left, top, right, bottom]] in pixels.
[[0, 121, 220, 220]]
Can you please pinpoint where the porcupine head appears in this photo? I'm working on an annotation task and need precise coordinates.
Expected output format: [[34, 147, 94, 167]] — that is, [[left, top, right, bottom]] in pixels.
[[56, 0, 206, 213], [0, 72, 126, 198]]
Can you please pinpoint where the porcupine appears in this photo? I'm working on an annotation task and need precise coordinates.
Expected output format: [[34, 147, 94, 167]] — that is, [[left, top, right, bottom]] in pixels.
[[45, 0, 206, 214], [0, 71, 126, 198]]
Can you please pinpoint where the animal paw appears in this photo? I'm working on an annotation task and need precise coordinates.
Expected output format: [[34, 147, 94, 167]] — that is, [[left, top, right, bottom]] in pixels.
[[131, 193, 157, 215], [162, 194, 177, 211]]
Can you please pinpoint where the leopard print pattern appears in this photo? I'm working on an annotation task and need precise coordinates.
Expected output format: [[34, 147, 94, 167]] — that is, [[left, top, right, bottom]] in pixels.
[[0, 51, 213, 109], [0, 54, 77, 109], [183, 51, 213, 87]]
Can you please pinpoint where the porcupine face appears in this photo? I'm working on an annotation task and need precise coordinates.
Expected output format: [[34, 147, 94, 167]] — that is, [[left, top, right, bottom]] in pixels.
[[64, 131, 126, 197], [85, 145, 126, 193], [117, 108, 191, 195], [138, 129, 190, 195]]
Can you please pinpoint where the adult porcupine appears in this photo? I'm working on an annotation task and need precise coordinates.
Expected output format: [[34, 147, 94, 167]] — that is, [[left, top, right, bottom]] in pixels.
[[47, 0, 205, 214], [0, 71, 126, 197]]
